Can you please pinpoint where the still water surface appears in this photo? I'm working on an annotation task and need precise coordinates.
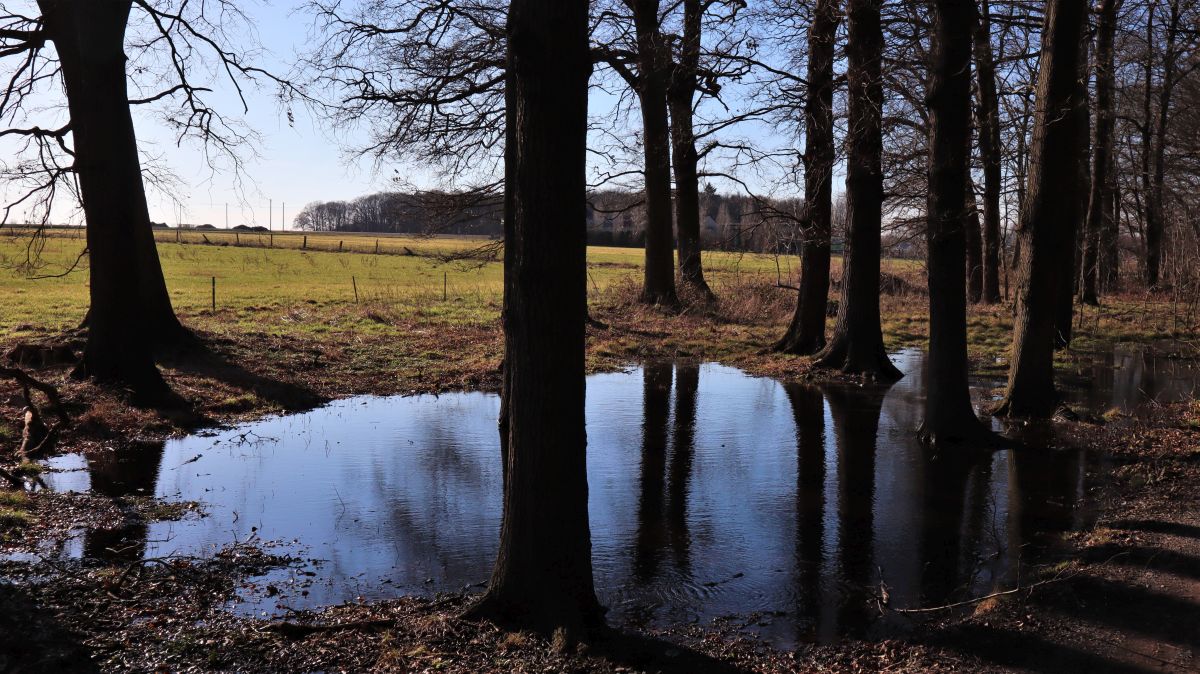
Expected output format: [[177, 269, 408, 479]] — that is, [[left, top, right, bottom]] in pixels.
[[37, 347, 1198, 644]]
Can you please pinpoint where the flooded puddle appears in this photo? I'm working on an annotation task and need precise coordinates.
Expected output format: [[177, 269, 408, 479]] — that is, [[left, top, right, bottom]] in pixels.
[[30, 347, 1199, 644]]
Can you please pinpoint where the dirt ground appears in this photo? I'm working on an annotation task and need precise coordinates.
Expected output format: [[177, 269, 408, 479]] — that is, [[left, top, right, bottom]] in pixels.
[[1, 289, 1198, 673]]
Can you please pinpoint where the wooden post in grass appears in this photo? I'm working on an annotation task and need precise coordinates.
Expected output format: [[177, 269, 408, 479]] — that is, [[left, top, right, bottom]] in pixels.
[[443, 271, 448, 301], [303, 236, 307, 250], [211, 277, 216, 311], [235, 232, 240, 245], [339, 240, 344, 252], [375, 239, 380, 255], [352, 276, 359, 303]]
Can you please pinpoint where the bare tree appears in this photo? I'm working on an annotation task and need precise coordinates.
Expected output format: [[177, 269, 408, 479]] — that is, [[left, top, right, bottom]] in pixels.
[[1, 0, 296, 399], [996, 0, 1089, 418], [812, 0, 900, 379], [774, 0, 840, 355], [465, 0, 604, 639]]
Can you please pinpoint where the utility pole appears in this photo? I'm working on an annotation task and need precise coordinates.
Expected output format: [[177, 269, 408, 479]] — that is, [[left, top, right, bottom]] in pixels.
[[225, 202, 229, 229], [269, 199, 273, 232], [282, 202, 286, 231]]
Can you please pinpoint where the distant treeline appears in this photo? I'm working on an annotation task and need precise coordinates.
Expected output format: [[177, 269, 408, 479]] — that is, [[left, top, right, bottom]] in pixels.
[[293, 187, 812, 253]]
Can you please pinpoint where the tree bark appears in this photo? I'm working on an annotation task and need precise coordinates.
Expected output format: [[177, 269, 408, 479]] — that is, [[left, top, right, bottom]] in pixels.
[[775, 0, 839, 355], [973, 0, 1003, 305], [632, 0, 679, 306], [995, 0, 1088, 418], [1146, 0, 1181, 291], [920, 0, 988, 445], [1054, 27, 1090, 349], [811, 0, 900, 379], [668, 0, 713, 300], [1081, 0, 1121, 305], [465, 0, 603, 638], [40, 0, 173, 402]]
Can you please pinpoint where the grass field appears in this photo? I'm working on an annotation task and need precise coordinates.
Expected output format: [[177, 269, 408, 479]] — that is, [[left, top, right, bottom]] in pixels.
[[0, 225, 1191, 397], [0, 227, 813, 340]]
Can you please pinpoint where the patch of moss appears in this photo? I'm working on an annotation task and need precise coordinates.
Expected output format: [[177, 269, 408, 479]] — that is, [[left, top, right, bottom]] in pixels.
[[0, 490, 28, 507], [12, 461, 43, 477], [0, 507, 30, 528]]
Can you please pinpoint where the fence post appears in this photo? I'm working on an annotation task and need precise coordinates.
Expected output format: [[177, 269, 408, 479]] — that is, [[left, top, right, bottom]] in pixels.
[[352, 276, 359, 303], [339, 240, 344, 252], [235, 232, 240, 245], [211, 277, 216, 311], [375, 239, 380, 254], [303, 235, 307, 250], [443, 271, 447, 301]]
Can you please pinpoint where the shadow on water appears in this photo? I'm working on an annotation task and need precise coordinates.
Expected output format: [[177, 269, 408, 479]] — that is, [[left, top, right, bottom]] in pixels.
[[28, 347, 1200, 647]]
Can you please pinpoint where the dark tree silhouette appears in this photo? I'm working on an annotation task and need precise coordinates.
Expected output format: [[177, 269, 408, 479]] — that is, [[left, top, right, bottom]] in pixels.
[[1082, 0, 1122, 304], [972, 0, 1003, 304], [774, 0, 839, 355], [37, 0, 174, 399], [919, 0, 990, 444], [812, 0, 900, 379], [668, 0, 715, 300], [465, 0, 604, 637], [627, 0, 680, 306], [995, 0, 1088, 418]]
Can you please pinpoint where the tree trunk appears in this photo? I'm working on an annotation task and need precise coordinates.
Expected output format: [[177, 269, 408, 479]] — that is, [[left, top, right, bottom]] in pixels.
[[1147, 0, 1181, 291], [668, 0, 713, 300], [811, 0, 900, 380], [775, 0, 839, 355], [973, 0, 1003, 305], [995, 0, 1088, 418], [965, 177, 984, 305], [920, 0, 988, 445], [1140, 3, 1157, 289], [40, 0, 171, 402], [465, 0, 603, 638], [1082, 0, 1121, 305], [1054, 28, 1090, 349], [633, 0, 679, 306]]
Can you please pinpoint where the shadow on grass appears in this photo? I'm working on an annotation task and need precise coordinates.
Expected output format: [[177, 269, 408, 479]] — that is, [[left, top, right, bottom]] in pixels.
[[160, 338, 326, 413]]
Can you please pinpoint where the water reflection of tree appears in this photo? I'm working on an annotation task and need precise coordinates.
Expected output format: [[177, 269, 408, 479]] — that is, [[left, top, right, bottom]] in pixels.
[[84, 441, 165, 564], [666, 364, 698, 572], [783, 383, 825, 630], [823, 383, 885, 637], [633, 362, 697, 584]]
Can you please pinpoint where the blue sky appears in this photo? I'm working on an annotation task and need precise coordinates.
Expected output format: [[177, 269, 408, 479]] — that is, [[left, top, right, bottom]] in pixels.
[[1, 0, 801, 229]]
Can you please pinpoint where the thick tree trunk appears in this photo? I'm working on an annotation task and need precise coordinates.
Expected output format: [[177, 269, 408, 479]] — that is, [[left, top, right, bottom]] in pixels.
[[995, 0, 1088, 418], [965, 177, 984, 305], [668, 0, 713, 300], [775, 0, 839, 355], [812, 0, 900, 379], [466, 0, 603, 638], [1054, 30, 1090, 350], [40, 0, 171, 402], [633, 0, 679, 306], [973, 0, 1003, 305], [920, 0, 988, 445], [1081, 0, 1121, 305]]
